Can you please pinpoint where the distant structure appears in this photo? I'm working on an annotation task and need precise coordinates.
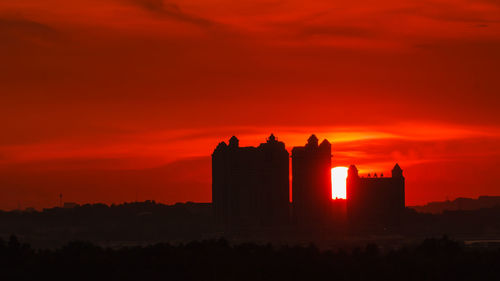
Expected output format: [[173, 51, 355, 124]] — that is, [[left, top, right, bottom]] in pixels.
[[63, 202, 79, 209], [24, 207, 36, 213], [411, 195, 500, 214], [212, 134, 289, 228], [346, 164, 405, 228], [291, 135, 332, 226]]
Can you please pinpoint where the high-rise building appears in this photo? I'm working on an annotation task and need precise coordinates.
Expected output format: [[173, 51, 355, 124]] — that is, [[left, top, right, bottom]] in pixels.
[[291, 135, 332, 226], [212, 134, 289, 228], [212, 134, 406, 231]]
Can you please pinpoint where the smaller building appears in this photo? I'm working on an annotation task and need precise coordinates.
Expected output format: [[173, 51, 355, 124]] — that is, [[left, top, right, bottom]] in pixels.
[[346, 164, 405, 228]]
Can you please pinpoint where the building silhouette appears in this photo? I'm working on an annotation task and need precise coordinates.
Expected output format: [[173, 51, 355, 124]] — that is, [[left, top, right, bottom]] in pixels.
[[212, 134, 405, 231], [212, 134, 289, 228], [346, 164, 405, 228], [291, 135, 332, 226]]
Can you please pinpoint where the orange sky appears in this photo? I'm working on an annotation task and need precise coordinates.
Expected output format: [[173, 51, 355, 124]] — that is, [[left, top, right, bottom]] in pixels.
[[1, 0, 499, 210]]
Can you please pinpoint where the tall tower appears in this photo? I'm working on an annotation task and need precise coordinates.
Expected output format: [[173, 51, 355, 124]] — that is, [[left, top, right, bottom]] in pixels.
[[391, 163, 405, 212], [291, 135, 332, 226], [257, 134, 290, 226], [346, 165, 360, 224], [212, 141, 230, 226]]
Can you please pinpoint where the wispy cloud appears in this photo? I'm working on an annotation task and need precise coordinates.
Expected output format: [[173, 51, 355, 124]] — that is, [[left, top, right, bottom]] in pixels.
[[1, 122, 497, 168], [121, 0, 214, 26], [0, 17, 60, 46]]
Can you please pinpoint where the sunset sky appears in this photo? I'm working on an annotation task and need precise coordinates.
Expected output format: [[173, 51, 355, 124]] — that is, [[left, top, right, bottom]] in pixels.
[[1, 0, 499, 210]]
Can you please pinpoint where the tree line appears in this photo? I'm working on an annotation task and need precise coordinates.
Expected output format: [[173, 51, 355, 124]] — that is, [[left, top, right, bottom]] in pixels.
[[1, 235, 500, 281]]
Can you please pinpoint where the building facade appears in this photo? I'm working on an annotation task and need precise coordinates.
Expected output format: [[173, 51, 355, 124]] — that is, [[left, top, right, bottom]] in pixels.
[[346, 164, 405, 228], [291, 135, 332, 226], [212, 134, 289, 228]]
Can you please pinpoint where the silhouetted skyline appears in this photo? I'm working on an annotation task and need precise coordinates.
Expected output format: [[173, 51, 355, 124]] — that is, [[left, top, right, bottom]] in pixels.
[[212, 134, 405, 230]]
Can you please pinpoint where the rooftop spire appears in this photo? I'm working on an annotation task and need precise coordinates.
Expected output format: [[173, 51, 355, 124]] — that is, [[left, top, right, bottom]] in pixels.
[[229, 136, 239, 148], [307, 134, 319, 147], [267, 133, 277, 143], [392, 163, 403, 178], [348, 165, 359, 178]]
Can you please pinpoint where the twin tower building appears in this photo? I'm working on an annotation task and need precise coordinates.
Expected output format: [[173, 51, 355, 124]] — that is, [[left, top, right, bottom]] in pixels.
[[212, 134, 405, 229]]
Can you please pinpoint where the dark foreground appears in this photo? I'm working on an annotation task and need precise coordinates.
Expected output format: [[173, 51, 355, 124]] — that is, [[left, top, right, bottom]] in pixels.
[[2, 236, 500, 281]]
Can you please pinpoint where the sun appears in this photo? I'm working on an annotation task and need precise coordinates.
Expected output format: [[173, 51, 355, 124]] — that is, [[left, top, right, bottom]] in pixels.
[[331, 167, 348, 199]]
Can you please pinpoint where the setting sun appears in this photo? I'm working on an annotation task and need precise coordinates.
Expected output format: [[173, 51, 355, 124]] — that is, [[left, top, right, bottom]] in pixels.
[[332, 167, 348, 199]]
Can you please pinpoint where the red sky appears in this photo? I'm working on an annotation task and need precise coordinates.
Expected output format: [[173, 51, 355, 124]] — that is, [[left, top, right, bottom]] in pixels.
[[0, 0, 499, 210]]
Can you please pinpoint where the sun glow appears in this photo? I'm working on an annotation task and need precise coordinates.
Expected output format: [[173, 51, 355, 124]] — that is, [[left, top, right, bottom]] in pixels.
[[332, 167, 348, 199]]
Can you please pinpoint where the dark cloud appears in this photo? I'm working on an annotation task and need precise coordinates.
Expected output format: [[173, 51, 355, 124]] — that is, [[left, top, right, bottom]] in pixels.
[[386, 2, 500, 24], [474, 0, 500, 6], [0, 17, 60, 45], [123, 0, 213, 26], [297, 25, 375, 39], [265, 14, 376, 41]]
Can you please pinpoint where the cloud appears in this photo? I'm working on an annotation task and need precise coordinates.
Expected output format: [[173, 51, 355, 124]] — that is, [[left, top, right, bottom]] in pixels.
[[122, 0, 214, 26], [386, 0, 500, 25], [296, 25, 374, 39], [0, 17, 60, 46]]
